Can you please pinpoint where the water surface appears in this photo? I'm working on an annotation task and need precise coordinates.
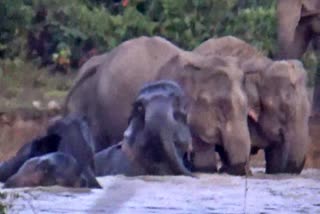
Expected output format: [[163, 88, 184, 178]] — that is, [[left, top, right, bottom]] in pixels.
[[1, 168, 319, 214]]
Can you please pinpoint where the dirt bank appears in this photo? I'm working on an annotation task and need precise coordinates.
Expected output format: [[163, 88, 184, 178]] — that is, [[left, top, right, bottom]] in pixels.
[[0, 108, 59, 161]]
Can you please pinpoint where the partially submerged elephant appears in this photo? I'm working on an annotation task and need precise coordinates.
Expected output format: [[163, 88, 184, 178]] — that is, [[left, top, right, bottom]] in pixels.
[[4, 152, 87, 188], [95, 81, 193, 176], [194, 36, 311, 174], [0, 114, 101, 188]]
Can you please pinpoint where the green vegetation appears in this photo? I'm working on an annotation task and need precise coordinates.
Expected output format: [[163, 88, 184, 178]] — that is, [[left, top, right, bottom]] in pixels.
[[0, 0, 317, 108], [0, 0, 277, 65]]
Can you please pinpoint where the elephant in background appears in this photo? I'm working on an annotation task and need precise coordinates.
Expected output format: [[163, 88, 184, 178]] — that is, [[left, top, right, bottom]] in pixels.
[[95, 81, 193, 176], [194, 36, 310, 174], [65, 36, 182, 152], [276, 0, 320, 114], [277, 0, 320, 59]]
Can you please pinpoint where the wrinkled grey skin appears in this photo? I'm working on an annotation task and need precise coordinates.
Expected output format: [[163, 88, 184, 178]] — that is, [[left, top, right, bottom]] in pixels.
[[4, 152, 87, 188], [248, 61, 310, 174], [65, 36, 182, 152], [156, 53, 251, 175], [95, 81, 193, 176], [0, 114, 101, 188], [194, 36, 310, 174]]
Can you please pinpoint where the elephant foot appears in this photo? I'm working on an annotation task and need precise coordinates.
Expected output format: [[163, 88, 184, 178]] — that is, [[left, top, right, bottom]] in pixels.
[[219, 162, 252, 176], [265, 145, 300, 174], [194, 165, 218, 173]]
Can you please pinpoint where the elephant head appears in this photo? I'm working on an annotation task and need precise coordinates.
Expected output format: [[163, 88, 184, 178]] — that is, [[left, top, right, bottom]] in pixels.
[[0, 134, 61, 183], [4, 152, 86, 188], [248, 60, 310, 173], [123, 80, 193, 176], [157, 53, 252, 175]]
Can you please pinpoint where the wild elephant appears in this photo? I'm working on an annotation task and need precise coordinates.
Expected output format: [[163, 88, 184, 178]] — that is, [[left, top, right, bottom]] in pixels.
[[194, 36, 311, 174], [66, 36, 252, 175], [276, 0, 320, 114], [95, 81, 193, 176], [65, 36, 182, 152], [0, 114, 101, 188], [4, 152, 87, 188], [277, 0, 320, 59], [156, 52, 252, 175]]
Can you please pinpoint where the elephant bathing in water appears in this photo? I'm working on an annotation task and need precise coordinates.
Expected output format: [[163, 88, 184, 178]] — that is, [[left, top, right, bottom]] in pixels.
[[94, 80, 193, 176], [194, 36, 310, 174], [4, 152, 87, 188], [0, 114, 101, 188]]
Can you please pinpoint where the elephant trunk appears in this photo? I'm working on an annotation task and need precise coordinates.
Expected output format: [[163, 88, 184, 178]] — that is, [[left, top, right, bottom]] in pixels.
[[284, 122, 309, 173], [145, 99, 192, 176]]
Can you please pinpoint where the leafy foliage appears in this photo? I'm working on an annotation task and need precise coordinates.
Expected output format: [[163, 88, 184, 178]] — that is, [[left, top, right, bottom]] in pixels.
[[0, 0, 317, 81]]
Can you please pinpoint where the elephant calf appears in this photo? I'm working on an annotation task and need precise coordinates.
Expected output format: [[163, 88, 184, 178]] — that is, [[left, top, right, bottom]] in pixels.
[[0, 114, 101, 188], [4, 152, 86, 188], [95, 80, 193, 176]]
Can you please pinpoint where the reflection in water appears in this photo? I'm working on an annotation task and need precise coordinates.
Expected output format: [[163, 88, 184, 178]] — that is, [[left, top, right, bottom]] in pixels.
[[1, 169, 320, 213]]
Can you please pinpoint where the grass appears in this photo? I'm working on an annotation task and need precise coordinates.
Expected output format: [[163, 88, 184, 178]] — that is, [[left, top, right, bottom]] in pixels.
[[0, 59, 76, 111]]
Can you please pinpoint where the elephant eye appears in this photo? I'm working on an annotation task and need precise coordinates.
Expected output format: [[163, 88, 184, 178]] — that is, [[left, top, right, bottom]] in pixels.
[[135, 102, 145, 115]]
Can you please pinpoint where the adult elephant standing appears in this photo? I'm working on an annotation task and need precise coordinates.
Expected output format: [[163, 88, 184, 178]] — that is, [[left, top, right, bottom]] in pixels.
[[66, 36, 252, 175], [276, 0, 320, 114], [65, 36, 182, 152], [194, 36, 310, 174]]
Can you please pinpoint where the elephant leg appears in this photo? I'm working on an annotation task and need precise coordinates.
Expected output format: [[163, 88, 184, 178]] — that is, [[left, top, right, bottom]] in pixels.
[[191, 147, 217, 173], [264, 143, 288, 174], [312, 38, 320, 115], [277, 18, 311, 59], [82, 166, 102, 188]]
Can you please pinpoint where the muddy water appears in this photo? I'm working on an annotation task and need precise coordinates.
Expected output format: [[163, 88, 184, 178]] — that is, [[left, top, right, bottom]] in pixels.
[[1, 168, 320, 214]]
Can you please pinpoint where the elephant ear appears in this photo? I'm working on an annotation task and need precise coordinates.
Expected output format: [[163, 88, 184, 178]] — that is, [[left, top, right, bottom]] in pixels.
[[277, 0, 302, 56], [31, 134, 61, 156]]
